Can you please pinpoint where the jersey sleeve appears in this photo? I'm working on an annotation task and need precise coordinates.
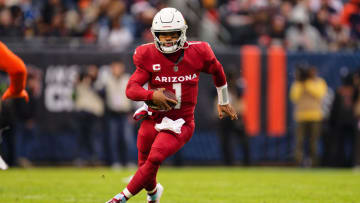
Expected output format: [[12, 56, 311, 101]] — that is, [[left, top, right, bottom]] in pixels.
[[0, 41, 27, 94], [201, 43, 227, 87], [126, 47, 154, 101]]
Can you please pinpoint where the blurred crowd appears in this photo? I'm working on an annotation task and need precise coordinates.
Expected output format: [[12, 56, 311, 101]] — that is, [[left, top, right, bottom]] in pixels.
[[0, 0, 359, 51], [290, 64, 360, 168]]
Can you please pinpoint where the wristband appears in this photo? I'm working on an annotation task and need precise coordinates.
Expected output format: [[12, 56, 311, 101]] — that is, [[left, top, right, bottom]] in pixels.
[[216, 84, 229, 105]]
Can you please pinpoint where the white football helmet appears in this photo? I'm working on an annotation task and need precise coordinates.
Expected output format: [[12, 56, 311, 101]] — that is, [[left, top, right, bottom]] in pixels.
[[151, 8, 188, 54]]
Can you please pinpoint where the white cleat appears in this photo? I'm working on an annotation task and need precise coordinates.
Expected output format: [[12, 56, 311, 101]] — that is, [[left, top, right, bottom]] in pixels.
[[0, 155, 8, 170], [147, 183, 164, 203]]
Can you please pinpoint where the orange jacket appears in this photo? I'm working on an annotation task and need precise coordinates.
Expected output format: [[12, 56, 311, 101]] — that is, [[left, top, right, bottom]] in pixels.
[[0, 41, 28, 101]]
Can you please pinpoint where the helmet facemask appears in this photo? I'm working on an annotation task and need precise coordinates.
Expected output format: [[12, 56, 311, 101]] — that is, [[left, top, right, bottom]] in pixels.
[[152, 29, 187, 54]]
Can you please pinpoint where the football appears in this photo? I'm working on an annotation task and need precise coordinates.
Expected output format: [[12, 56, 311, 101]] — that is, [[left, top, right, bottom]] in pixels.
[[146, 89, 177, 110]]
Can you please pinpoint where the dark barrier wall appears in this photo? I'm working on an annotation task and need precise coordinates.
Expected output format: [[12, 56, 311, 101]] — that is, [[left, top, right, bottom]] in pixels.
[[3, 47, 360, 164]]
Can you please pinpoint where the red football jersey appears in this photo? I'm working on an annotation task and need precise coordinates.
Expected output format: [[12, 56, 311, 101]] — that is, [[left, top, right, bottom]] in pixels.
[[126, 41, 226, 122]]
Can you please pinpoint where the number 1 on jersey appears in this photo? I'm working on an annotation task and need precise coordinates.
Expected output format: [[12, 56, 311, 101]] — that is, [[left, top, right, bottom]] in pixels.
[[172, 83, 181, 109]]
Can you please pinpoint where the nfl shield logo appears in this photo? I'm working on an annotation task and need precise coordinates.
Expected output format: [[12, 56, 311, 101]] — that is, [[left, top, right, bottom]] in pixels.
[[174, 66, 178, 72]]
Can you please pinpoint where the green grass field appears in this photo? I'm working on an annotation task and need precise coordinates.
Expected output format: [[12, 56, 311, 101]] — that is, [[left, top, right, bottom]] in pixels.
[[0, 167, 359, 203]]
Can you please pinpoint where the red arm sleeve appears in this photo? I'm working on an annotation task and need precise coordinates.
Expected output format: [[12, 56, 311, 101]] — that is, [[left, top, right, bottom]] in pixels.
[[201, 43, 227, 87], [126, 68, 154, 101], [0, 42, 27, 94], [126, 47, 154, 101]]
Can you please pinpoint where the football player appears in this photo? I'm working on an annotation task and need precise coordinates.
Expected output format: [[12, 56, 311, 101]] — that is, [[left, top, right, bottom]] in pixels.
[[0, 41, 28, 170], [106, 8, 237, 203]]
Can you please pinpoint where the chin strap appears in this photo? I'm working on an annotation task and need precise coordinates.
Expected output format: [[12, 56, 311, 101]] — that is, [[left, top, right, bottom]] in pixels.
[[216, 84, 230, 105]]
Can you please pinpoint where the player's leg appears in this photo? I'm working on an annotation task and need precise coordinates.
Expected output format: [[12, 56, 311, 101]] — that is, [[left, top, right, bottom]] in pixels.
[[137, 119, 159, 168], [114, 120, 194, 203], [106, 119, 158, 203], [143, 131, 184, 203], [134, 120, 166, 203], [135, 119, 159, 194], [133, 121, 195, 203]]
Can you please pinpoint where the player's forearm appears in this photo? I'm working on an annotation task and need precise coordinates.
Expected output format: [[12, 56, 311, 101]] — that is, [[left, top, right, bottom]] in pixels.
[[126, 81, 154, 101], [211, 61, 227, 87], [209, 61, 229, 105], [0, 42, 27, 94]]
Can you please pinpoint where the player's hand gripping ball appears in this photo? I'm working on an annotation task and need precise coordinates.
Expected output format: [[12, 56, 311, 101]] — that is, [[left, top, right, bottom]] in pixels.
[[146, 88, 177, 111]]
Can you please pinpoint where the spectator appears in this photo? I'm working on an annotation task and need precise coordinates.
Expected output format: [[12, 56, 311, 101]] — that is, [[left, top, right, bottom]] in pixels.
[[104, 61, 135, 169], [199, 0, 224, 45], [48, 12, 68, 37], [328, 72, 357, 167], [0, 7, 23, 37], [219, 0, 258, 45], [290, 65, 328, 167], [74, 65, 104, 166], [215, 71, 250, 166], [311, 6, 331, 38], [253, 7, 273, 47], [13, 67, 42, 168], [38, 0, 66, 37], [97, 0, 135, 50], [269, 15, 287, 47], [130, 1, 157, 42], [286, 6, 327, 52], [327, 15, 352, 51], [279, 1, 293, 20], [99, 17, 133, 51]]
